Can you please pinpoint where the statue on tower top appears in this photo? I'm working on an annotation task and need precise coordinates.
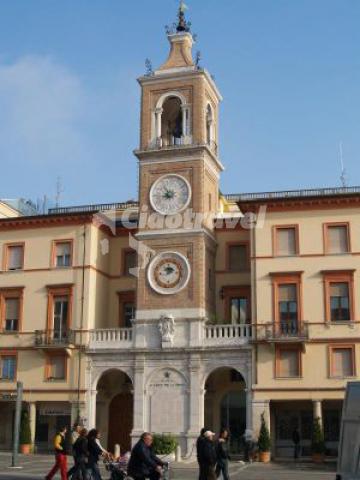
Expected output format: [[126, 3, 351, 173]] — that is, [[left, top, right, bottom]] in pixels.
[[176, 1, 191, 33]]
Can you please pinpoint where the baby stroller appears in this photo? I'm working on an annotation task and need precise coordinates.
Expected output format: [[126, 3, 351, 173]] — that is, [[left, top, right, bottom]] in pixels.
[[104, 456, 132, 480]]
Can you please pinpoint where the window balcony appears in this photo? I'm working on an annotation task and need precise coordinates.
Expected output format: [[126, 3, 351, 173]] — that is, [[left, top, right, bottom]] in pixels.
[[88, 328, 133, 350], [256, 320, 309, 343], [204, 323, 252, 346], [34, 329, 75, 349]]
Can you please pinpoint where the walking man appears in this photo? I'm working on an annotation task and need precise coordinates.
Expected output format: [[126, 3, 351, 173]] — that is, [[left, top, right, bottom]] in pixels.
[[67, 424, 82, 479], [45, 425, 68, 480], [199, 431, 217, 480], [216, 428, 231, 480], [196, 428, 207, 480]]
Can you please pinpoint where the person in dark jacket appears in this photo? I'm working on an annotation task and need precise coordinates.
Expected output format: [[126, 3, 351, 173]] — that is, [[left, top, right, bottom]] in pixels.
[[292, 427, 301, 460], [196, 428, 208, 480], [127, 432, 165, 480], [87, 429, 104, 480], [199, 431, 217, 480], [69, 428, 89, 480], [215, 429, 231, 480]]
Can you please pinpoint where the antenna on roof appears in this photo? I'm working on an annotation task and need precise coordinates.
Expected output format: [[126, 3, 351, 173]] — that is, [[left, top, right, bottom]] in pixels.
[[339, 141, 347, 188], [55, 176, 64, 207]]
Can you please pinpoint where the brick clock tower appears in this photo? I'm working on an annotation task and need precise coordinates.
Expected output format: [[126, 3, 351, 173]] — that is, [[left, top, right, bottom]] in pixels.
[[132, 4, 224, 451]]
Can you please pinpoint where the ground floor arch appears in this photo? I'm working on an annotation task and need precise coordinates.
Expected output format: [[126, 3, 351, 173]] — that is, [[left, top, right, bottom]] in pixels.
[[96, 369, 133, 453], [204, 367, 247, 453]]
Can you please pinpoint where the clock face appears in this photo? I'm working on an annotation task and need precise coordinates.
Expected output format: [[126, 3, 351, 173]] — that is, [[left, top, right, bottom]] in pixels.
[[148, 251, 191, 295], [150, 174, 191, 215]]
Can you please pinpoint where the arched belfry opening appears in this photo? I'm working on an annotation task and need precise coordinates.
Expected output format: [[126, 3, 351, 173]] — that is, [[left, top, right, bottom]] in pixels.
[[204, 367, 246, 454], [161, 96, 183, 146], [206, 103, 214, 146], [153, 93, 191, 148]]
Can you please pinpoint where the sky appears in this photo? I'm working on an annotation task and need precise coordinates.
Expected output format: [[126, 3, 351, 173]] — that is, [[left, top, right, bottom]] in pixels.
[[0, 0, 359, 207]]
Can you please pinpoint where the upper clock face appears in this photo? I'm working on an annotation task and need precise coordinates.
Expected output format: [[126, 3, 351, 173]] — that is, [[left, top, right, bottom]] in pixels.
[[150, 174, 191, 215], [148, 251, 191, 295]]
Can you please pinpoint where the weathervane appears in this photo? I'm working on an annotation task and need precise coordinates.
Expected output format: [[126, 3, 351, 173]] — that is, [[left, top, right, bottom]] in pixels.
[[145, 58, 154, 76]]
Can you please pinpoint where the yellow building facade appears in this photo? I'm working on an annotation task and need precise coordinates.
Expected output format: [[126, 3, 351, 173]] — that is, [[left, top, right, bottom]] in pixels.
[[0, 6, 359, 459]]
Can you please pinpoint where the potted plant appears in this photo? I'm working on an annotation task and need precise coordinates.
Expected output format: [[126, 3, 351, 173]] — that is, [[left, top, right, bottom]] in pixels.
[[311, 417, 325, 463], [152, 434, 178, 462], [257, 413, 271, 463], [19, 410, 32, 455]]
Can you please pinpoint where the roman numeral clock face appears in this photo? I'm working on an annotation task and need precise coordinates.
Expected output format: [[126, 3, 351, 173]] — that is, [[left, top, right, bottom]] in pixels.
[[148, 252, 191, 295], [150, 174, 191, 215]]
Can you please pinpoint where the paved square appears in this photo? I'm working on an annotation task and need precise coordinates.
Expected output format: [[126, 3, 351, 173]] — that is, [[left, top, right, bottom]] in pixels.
[[0, 453, 336, 480]]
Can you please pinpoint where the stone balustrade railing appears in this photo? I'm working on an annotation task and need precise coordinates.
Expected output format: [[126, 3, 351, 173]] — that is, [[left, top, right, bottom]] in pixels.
[[204, 324, 252, 346], [89, 328, 133, 349]]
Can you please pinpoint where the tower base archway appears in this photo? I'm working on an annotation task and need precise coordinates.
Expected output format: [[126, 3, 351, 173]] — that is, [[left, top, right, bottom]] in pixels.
[[204, 367, 246, 454]]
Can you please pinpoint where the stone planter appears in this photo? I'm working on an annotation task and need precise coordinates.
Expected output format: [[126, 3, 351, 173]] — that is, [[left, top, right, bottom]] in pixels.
[[158, 452, 176, 463], [259, 451, 271, 463]]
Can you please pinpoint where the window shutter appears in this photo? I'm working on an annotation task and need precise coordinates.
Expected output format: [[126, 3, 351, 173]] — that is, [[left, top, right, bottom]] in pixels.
[[8, 246, 23, 270], [50, 356, 65, 379], [277, 228, 296, 256], [229, 245, 247, 271], [333, 349, 353, 377], [280, 349, 299, 377], [330, 282, 349, 297], [328, 226, 348, 253], [56, 243, 70, 256], [5, 298, 19, 320], [279, 284, 297, 302]]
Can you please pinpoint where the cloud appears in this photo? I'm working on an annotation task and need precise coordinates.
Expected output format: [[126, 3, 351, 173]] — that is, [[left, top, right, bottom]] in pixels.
[[0, 55, 89, 167]]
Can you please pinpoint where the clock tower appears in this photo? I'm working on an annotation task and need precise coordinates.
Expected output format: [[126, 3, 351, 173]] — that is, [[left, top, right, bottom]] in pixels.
[[134, 4, 223, 339]]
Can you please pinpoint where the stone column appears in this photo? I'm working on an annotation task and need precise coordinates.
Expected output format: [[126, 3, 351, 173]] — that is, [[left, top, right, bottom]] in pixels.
[[155, 108, 163, 144], [88, 390, 97, 429], [252, 400, 270, 436], [132, 358, 145, 445], [313, 400, 323, 427], [245, 359, 253, 431], [29, 402, 36, 450], [187, 356, 203, 458]]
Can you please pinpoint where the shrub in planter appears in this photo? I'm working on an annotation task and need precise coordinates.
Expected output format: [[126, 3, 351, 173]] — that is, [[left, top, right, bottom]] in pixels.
[[311, 417, 325, 463], [152, 434, 178, 459], [19, 410, 32, 454], [257, 413, 271, 463]]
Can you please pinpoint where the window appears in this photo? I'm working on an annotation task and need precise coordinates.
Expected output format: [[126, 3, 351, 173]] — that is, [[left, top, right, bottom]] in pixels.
[[330, 347, 355, 378], [53, 296, 69, 340], [54, 241, 72, 267], [272, 273, 302, 335], [330, 283, 350, 322], [275, 227, 298, 256], [230, 297, 249, 324], [0, 355, 16, 380], [228, 245, 248, 272], [46, 355, 66, 380], [123, 302, 135, 328], [123, 250, 136, 276], [5, 244, 24, 271], [278, 284, 298, 328], [4, 298, 20, 332], [276, 348, 301, 378], [325, 224, 350, 254], [323, 271, 354, 323]]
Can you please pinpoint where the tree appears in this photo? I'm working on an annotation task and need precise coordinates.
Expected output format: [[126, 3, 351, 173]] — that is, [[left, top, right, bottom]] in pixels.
[[19, 410, 31, 445], [311, 417, 325, 455], [257, 412, 271, 452]]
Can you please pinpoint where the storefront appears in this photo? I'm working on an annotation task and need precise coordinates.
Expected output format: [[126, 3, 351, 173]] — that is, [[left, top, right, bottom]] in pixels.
[[35, 402, 72, 452]]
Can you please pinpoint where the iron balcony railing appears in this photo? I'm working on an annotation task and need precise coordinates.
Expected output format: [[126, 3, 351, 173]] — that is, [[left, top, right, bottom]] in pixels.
[[140, 140, 218, 156], [34, 329, 75, 347], [225, 186, 360, 203], [264, 320, 309, 341]]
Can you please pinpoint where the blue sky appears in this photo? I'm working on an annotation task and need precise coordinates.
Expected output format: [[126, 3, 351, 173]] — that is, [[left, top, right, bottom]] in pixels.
[[0, 0, 359, 206]]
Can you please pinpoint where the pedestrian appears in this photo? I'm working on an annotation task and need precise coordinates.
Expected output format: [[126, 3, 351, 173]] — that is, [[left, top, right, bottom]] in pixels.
[[242, 430, 255, 463], [87, 429, 104, 480], [67, 424, 82, 479], [292, 426, 301, 460], [127, 432, 165, 480], [199, 431, 217, 480], [196, 428, 207, 480], [45, 425, 68, 480], [68, 428, 89, 480], [215, 428, 231, 480]]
